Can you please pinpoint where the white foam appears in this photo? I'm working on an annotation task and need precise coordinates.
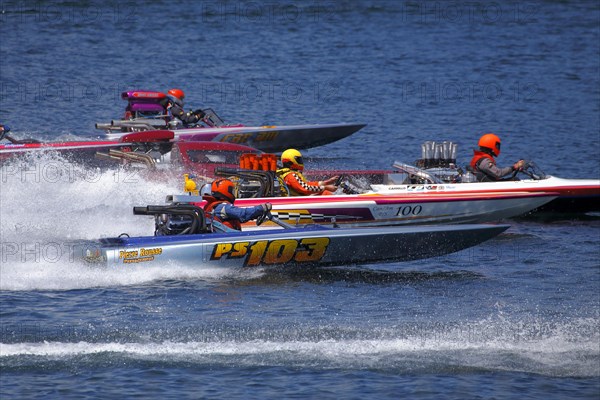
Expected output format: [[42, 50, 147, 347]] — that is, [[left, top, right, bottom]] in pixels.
[[1, 318, 598, 377], [0, 318, 600, 376], [0, 154, 259, 289]]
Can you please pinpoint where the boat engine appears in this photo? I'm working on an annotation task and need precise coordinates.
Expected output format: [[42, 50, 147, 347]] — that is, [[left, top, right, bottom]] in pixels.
[[414, 141, 474, 183], [133, 204, 207, 236]]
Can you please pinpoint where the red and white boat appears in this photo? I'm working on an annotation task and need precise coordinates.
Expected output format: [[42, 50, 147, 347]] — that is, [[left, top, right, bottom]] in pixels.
[[160, 160, 557, 229], [369, 161, 599, 214], [164, 190, 556, 230], [0, 128, 261, 176], [307, 141, 600, 215]]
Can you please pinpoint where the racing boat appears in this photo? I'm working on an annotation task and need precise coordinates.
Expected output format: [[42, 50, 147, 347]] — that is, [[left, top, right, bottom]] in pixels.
[[0, 90, 363, 161], [370, 139, 599, 214], [0, 128, 261, 176], [98, 122, 365, 153], [73, 204, 510, 268], [168, 191, 555, 229], [95, 90, 365, 152], [374, 161, 599, 214], [0, 125, 361, 164], [163, 164, 557, 229], [80, 140, 577, 220], [302, 141, 599, 215], [0, 138, 126, 164]]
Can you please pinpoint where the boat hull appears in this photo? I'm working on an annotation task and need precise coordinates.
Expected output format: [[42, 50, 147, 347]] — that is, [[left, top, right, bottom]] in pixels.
[[0, 141, 126, 164], [1, 123, 365, 163], [105, 123, 366, 152], [371, 175, 600, 214], [76, 224, 510, 268], [168, 191, 556, 228]]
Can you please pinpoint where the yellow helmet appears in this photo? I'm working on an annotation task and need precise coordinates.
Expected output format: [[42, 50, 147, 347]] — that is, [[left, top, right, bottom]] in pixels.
[[281, 148, 304, 171]]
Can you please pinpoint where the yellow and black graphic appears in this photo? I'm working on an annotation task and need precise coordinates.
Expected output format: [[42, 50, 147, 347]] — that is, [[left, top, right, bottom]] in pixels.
[[211, 237, 330, 266], [119, 247, 163, 264]]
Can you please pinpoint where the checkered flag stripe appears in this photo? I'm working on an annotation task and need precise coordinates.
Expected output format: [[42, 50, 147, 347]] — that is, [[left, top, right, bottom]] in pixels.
[[272, 211, 318, 221], [272, 211, 362, 222], [290, 172, 322, 193]]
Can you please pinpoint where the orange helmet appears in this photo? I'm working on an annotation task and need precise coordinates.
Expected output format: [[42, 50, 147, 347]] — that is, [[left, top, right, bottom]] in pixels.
[[167, 88, 185, 100], [281, 148, 304, 171], [478, 133, 501, 156], [211, 178, 236, 203]]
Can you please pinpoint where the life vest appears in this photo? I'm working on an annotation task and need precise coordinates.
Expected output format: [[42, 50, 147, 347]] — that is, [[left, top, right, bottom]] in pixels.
[[275, 168, 293, 196], [469, 150, 496, 182], [204, 198, 242, 231]]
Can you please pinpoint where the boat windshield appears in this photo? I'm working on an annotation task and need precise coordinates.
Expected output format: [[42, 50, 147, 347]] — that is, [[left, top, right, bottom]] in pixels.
[[201, 108, 225, 127], [522, 161, 547, 180], [186, 150, 242, 164]]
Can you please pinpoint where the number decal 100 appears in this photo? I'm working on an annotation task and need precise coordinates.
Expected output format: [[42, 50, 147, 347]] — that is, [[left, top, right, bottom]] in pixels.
[[396, 205, 423, 216]]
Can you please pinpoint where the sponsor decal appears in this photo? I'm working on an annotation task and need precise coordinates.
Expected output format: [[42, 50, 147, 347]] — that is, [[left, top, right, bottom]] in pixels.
[[402, 185, 453, 192], [220, 133, 253, 144], [220, 131, 279, 144], [256, 131, 278, 141], [119, 247, 162, 264], [211, 237, 330, 266]]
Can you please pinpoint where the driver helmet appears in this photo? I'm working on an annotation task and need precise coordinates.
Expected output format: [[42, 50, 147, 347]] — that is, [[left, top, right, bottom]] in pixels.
[[200, 183, 212, 198], [478, 133, 501, 157], [281, 148, 304, 171], [211, 178, 236, 203], [167, 88, 185, 100]]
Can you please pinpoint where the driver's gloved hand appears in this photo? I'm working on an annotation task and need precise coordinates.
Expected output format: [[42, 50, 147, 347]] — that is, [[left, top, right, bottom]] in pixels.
[[194, 109, 206, 119], [261, 203, 272, 212], [513, 160, 525, 171]]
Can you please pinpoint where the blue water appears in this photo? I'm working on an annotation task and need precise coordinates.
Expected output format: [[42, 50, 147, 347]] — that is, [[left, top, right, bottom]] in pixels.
[[1, 1, 599, 399]]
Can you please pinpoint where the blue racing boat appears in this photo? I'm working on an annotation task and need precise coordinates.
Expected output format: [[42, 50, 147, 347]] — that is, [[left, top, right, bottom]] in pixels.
[[74, 204, 510, 268]]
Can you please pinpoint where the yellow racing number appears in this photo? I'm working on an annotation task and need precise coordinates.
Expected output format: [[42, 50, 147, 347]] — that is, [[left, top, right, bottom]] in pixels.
[[294, 238, 329, 262], [262, 239, 298, 265], [212, 237, 330, 266], [246, 241, 268, 266], [231, 242, 249, 258], [211, 243, 233, 259]]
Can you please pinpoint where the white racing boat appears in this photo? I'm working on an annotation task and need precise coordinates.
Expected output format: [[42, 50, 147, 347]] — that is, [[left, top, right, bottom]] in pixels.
[[167, 192, 555, 229], [163, 165, 557, 229], [306, 141, 599, 215], [378, 161, 599, 214], [73, 204, 510, 268]]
